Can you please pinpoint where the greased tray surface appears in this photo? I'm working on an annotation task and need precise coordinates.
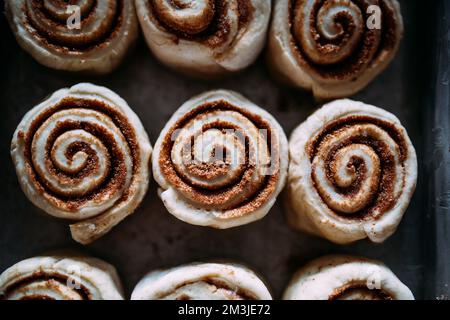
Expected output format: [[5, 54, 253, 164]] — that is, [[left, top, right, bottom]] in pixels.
[[0, 0, 446, 299]]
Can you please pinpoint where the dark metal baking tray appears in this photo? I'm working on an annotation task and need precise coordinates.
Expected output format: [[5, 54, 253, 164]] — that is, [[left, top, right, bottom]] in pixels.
[[0, 0, 448, 300]]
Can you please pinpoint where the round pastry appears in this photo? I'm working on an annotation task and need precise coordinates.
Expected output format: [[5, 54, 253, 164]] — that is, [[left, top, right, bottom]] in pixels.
[[131, 263, 272, 300], [283, 255, 414, 300], [268, 0, 404, 99], [5, 0, 138, 74], [152, 90, 288, 228], [285, 99, 417, 244], [0, 254, 124, 300], [11, 83, 152, 245], [135, 0, 271, 77]]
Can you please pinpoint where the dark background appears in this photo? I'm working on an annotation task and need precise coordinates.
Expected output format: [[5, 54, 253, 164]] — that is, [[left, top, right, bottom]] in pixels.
[[0, 0, 446, 299]]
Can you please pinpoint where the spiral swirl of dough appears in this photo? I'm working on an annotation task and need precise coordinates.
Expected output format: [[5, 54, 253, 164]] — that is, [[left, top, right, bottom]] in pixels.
[[268, 0, 403, 98], [5, 0, 138, 73], [283, 255, 414, 300], [285, 99, 417, 244], [152, 90, 288, 228], [0, 255, 124, 300], [11, 83, 152, 244], [135, 0, 271, 77], [131, 263, 272, 300]]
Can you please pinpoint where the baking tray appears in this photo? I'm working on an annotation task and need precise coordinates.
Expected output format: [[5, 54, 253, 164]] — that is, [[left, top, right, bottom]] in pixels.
[[0, 0, 448, 300]]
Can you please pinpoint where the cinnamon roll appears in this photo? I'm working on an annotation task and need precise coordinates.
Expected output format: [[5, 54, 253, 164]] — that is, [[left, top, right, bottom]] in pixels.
[[5, 0, 138, 74], [131, 263, 272, 300], [0, 254, 124, 300], [152, 90, 288, 228], [11, 83, 152, 245], [135, 0, 271, 77], [285, 99, 417, 244], [268, 0, 404, 99], [283, 255, 414, 300]]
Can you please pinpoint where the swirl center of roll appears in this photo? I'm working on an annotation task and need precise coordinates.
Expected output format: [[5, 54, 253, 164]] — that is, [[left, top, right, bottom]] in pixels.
[[17, 96, 142, 220], [25, 0, 122, 48], [30, 108, 132, 202], [153, 0, 215, 35], [292, 0, 366, 65], [309, 116, 406, 218], [171, 110, 270, 192], [159, 100, 281, 217]]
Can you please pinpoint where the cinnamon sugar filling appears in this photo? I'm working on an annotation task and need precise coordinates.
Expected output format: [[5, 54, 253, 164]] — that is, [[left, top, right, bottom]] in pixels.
[[1, 272, 92, 300], [329, 283, 392, 300], [158, 277, 257, 300]]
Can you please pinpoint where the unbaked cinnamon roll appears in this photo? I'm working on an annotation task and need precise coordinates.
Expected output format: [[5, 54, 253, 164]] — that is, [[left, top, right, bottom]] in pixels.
[[135, 0, 271, 77], [0, 254, 124, 300], [268, 0, 403, 99], [152, 90, 288, 228], [285, 99, 417, 244], [5, 0, 138, 74], [283, 255, 414, 300], [131, 263, 272, 300], [11, 83, 152, 245]]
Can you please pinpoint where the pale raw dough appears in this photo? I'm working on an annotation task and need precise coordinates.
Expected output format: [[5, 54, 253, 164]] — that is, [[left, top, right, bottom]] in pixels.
[[131, 263, 272, 300], [0, 254, 124, 300], [135, 0, 271, 77], [285, 99, 417, 244], [11, 83, 152, 244], [283, 255, 414, 300]]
